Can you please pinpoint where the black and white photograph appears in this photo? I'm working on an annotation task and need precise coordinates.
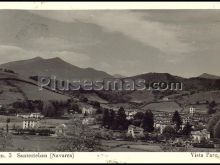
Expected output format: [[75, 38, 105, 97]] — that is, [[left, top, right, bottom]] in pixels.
[[0, 3, 220, 158]]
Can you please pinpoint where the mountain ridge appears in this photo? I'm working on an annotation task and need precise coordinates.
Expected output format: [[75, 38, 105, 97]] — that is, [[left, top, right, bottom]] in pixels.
[[0, 56, 113, 80]]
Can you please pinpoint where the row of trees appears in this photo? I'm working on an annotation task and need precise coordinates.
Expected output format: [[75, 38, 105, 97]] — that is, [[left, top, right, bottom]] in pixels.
[[12, 99, 81, 117], [102, 107, 128, 130], [102, 107, 154, 132]]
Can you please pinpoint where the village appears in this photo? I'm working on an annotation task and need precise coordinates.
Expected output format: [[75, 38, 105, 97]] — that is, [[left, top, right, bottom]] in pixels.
[[0, 97, 218, 152]]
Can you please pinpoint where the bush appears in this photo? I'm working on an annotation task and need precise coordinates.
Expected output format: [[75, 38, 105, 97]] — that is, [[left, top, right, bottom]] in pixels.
[[162, 126, 176, 140]]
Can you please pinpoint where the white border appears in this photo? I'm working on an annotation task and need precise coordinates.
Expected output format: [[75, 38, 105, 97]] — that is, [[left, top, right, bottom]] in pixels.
[[0, 1, 220, 164], [0, 2, 220, 10]]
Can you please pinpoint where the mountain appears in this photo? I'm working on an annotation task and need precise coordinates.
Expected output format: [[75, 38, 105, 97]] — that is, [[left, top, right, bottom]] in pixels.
[[0, 57, 113, 80], [126, 72, 220, 91], [199, 73, 220, 80], [113, 74, 125, 78]]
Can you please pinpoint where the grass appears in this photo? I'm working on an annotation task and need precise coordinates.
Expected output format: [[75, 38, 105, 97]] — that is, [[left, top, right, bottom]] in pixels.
[[6, 135, 60, 151], [101, 140, 163, 152], [142, 101, 182, 112]]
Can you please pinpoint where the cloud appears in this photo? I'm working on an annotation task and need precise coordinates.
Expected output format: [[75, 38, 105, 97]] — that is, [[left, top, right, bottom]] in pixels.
[[29, 10, 193, 55]]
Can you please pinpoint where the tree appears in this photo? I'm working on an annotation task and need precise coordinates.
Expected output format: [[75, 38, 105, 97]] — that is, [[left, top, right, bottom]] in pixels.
[[162, 126, 176, 140], [6, 118, 10, 133], [181, 122, 192, 137], [141, 110, 154, 132], [116, 107, 128, 130], [207, 106, 216, 115], [69, 103, 81, 114], [207, 101, 217, 115], [57, 117, 102, 151], [109, 109, 116, 129], [134, 112, 144, 120], [91, 101, 100, 108], [42, 102, 55, 117], [172, 111, 182, 131], [102, 109, 110, 128], [207, 113, 220, 138], [209, 101, 217, 108], [213, 119, 220, 139], [96, 108, 102, 114]]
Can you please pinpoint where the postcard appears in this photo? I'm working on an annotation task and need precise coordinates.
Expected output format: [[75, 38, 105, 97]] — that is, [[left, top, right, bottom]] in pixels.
[[0, 2, 219, 164]]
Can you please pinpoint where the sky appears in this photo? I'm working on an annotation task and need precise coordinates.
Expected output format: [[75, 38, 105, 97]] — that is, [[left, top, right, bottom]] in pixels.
[[0, 10, 220, 78]]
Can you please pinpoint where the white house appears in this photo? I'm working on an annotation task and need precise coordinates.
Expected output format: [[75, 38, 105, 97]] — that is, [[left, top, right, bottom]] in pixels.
[[17, 113, 44, 119], [125, 111, 137, 120], [55, 124, 67, 137], [17, 113, 30, 119], [191, 129, 210, 143], [189, 106, 196, 115], [127, 125, 144, 139], [30, 113, 44, 119], [82, 117, 96, 125], [162, 97, 169, 101], [23, 119, 39, 129], [82, 106, 96, 115]]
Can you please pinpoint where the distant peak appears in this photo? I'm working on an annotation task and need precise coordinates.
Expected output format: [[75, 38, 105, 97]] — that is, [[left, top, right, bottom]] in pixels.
[[199, 73, 220, 79], [32, 56, 44, 60], [46, 57, 64, 62]]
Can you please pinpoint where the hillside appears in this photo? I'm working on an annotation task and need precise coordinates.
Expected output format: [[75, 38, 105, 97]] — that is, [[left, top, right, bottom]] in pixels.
[[0, 71, 70, 105], [199, 73, 220, 80], [127, 72, 220, 91], [0, 57, 113, 81]]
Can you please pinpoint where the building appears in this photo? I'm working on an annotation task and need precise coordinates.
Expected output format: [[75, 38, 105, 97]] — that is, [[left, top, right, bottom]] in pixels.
[[191, 129, 210, 143], [162, 97, 169, 101], [23, 119, 39, 129], [30, 113, 44, 119], [17, 113, 44, 119], [127, 125, 144, 139], [155, 123, 169, 134], [82, 117, 96, 125], [125, 111, 137, 120], [55, 124, 67, 137], [189, 106, 196, 115], [82, 106, 96, 115]]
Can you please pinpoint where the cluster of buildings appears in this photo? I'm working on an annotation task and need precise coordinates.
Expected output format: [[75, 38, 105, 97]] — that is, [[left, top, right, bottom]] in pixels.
[[125, 106, 211, 144]]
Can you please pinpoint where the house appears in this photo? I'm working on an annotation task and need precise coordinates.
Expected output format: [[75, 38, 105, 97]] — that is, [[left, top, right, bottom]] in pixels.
[[189, 106, 196, 115], [82, 117, 96, 125], [17, 113, 44, 119], [55, 124, 67, 137], [17, 113, 31, 119], [30, 113, 44, 119], [154, 121, 172, 134], [125, 111, 137, 120], [155, 123, 169, 134], [82, 106, 96, 115], [162, 97, 169, 101], [23, 119, 39, 129], [191, 129, 210, 143], [127, 125, 144, 139]]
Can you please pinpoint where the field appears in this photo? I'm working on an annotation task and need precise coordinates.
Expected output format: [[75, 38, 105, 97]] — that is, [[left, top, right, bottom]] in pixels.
[[6, 135, 60, 151], [102, 140, 163, 152], [142, 101, 182, 112]]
